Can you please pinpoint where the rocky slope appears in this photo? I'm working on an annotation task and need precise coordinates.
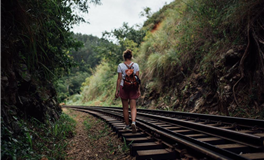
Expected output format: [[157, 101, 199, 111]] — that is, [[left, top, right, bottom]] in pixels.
[[1, 64, 61, 130]]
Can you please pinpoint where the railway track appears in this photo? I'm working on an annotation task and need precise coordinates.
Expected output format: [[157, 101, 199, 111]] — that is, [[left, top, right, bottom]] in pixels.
[[63, 106, 264, 160]]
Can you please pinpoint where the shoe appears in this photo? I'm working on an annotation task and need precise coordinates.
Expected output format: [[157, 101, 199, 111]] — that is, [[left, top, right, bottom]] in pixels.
[[123, 125, 131, 130], [131, 123, 137, 133]]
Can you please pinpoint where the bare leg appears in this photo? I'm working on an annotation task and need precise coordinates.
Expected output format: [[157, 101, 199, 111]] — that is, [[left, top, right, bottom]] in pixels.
[[130, 99, 137, 122], [122, 99, 129, 125]]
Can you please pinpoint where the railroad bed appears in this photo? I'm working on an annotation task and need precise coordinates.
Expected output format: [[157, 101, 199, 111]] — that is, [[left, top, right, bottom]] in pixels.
[[63, 106, 264, 160]]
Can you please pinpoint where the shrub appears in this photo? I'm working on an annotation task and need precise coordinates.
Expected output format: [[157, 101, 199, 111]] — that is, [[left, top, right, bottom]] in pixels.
[[1, 113, 76, 159]]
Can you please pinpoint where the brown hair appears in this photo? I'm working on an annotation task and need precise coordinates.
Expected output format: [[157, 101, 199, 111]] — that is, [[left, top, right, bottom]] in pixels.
[[123, 49, 132, 60]]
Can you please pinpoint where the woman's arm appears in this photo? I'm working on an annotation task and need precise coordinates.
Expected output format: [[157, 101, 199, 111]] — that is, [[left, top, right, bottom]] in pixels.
[[136, 71, 141, 97], [115, 73, 122, 98]]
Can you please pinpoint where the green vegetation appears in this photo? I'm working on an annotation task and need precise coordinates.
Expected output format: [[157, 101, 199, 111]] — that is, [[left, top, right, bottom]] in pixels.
[[1, 113, 76, 159], [1, 0, 100, 159], [81, 114, 131, 158], [135, 0, 264, 115], [84, 116, 110, 140], [55, 34, 110, 102], [81, 61, 119, 105], [2, 0, 263, 159], [122, 138, 134, 152], [65, 22, 146, 106], [84, 117, 93, 131], [2, 0, 101, 82], [70, 0, 264, 118]]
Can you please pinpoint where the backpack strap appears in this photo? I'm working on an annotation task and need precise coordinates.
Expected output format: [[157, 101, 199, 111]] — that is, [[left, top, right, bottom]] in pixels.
[[124, 62, 134, 69]]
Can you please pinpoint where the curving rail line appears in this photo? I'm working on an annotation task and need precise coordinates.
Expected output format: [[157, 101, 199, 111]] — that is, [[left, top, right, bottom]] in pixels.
[[63, 106, 264, 160]]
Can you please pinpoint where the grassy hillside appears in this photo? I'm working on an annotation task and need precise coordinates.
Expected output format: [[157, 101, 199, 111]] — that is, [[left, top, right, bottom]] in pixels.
[[69, 0, 264, 118]]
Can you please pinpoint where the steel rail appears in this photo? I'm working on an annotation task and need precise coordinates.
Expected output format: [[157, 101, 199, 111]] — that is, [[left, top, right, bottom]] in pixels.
[[64, 106, 264, 148], [64, 106, 264, 129], [136, 108, 264, 129], [65, 106, 252, 160], [100, 107, 264, 148]]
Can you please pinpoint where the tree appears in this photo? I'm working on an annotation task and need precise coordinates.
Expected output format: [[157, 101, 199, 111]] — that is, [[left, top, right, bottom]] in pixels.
[[140, 7, 153, 18], [1, 0, 101, 81], [97, 23, 146, 66]]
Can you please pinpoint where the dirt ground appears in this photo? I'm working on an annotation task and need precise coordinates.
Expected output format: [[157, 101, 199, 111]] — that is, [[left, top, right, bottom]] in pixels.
[[63, 108, 135, 160]]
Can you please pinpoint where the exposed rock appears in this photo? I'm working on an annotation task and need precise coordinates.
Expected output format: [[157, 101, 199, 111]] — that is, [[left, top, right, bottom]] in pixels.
[[2, 66, 61, 125]]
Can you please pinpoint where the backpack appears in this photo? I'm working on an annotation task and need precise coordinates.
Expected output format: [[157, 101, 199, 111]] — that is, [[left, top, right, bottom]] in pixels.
[[123, 62, 140, 90]]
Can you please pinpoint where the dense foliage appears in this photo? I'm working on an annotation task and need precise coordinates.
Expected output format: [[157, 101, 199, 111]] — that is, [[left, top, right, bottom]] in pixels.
[[55, 33, 109, 102], [1, 113, 76, 159], [2, 0, 100, 80], [70, 0, 264, 118]]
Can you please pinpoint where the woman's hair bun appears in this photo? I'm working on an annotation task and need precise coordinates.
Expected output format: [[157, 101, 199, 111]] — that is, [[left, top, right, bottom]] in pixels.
[[123, 49, 132, 60]]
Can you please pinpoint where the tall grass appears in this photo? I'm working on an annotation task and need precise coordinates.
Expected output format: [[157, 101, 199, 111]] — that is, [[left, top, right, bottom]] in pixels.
[[136, 0, 256, 89], [81, 61, 120, 105]]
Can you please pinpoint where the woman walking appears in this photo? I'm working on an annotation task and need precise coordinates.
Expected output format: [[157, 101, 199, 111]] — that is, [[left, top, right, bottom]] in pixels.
[[115, 49, 141, 133]]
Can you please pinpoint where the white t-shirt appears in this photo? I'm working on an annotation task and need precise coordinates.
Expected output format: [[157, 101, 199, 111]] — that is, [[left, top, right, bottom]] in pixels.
[[117, 62, 140, 86]]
